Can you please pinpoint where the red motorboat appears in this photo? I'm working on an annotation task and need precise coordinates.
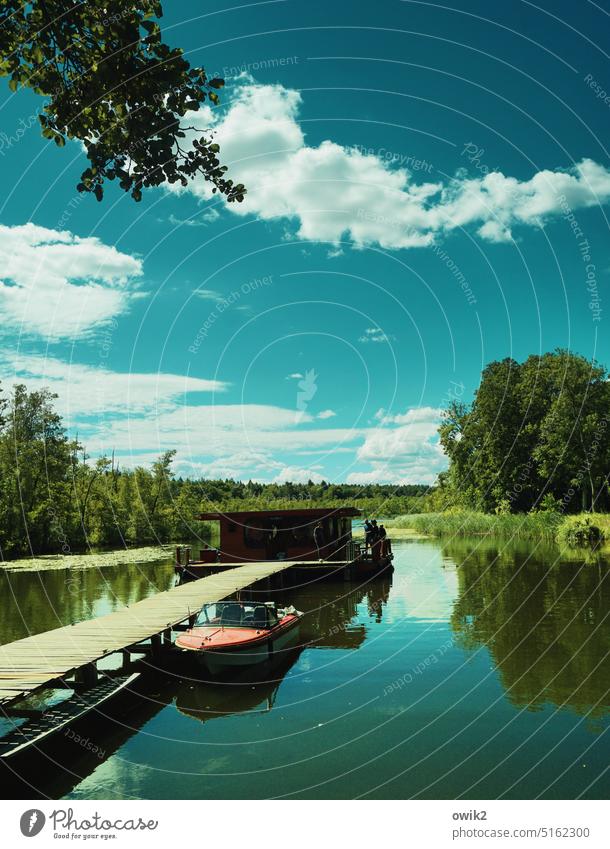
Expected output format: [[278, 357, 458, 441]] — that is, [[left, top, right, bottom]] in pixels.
[[175, 600, 302, 675]]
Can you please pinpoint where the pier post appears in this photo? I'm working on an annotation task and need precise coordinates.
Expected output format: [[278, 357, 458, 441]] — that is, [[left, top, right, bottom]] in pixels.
[[163, 628, 172, 647], [151, 633, 162, 658], [75, 662, 98, 688]]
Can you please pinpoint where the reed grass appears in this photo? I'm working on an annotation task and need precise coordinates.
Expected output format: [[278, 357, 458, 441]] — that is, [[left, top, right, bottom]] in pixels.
[[385, 511, 564, 541]]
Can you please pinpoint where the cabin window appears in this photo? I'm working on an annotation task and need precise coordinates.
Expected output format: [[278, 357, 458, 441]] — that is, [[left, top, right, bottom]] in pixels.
[[244, 523, 267, 548], [195, 602, 274, 628]]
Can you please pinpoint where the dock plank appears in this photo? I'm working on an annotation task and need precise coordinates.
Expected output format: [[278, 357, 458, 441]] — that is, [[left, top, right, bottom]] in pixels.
[[0, 561, 293, 705]]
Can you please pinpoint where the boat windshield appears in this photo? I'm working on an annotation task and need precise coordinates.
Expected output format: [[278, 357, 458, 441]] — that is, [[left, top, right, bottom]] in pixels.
[[195, 602, 278, 629]]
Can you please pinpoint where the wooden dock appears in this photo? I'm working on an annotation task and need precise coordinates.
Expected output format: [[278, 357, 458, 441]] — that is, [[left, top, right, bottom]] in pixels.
[[0, 561, 294, 707]]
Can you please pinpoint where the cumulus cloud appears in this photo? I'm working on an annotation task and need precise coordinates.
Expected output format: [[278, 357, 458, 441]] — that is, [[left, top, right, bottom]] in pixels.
[[358, 327, 396, 344], [272, 465, 324, 484], [180, 80, 610, 249], [348, 406, 446, 485], [0, 353, 226, 419], [0, 223, 143, 339]]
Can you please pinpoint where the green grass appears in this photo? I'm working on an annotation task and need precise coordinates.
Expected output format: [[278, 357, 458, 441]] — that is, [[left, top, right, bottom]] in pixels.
[[386, 511, 565, 542]]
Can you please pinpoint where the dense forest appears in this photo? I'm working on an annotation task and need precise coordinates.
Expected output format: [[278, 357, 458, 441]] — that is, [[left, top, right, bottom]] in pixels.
[[3, 349, 606, 558], [0, 383, 428, 558], [437, 350, 610, 514]]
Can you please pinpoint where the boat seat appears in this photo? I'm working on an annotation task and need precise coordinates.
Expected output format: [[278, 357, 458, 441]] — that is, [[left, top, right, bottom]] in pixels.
[[252, 606, 268, 628], [220, 603, 243, 626]]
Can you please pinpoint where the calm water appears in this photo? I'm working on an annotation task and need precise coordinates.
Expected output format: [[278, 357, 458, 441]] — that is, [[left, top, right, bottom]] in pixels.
[[1, 538, 608, 799]]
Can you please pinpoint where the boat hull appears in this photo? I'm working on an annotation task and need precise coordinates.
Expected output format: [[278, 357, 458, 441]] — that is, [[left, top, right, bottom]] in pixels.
[[178, 618, 301, 676]]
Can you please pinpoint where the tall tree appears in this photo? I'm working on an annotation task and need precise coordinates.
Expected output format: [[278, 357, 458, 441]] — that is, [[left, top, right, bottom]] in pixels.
[[439, 350, 610, 513]]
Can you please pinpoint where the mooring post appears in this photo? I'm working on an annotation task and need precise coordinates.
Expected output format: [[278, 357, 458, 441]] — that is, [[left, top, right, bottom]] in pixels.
[[151, 633, 162, 658], [75, 662, 98, 687]]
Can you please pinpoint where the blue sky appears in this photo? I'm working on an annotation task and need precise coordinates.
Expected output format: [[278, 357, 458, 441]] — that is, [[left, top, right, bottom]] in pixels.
[[0, 0, 608, 484]]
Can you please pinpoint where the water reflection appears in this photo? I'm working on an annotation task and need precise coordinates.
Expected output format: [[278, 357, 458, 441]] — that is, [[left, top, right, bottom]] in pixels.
[[0, 563, 175, 645], [1, 542, 608, 800], [1, 571, 385, 799], [444, 538, 610, 719]]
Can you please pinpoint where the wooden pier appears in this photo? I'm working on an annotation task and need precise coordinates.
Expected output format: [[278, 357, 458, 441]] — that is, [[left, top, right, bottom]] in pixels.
[[0, 561, 295, 707]]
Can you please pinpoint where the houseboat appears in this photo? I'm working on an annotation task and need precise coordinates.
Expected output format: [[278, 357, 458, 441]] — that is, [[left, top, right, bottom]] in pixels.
[[175, 507, 393, 581]]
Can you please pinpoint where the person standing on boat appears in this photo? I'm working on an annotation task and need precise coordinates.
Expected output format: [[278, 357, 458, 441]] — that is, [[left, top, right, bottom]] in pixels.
[[378, 523, 387, 556], [371, 519, 379, 540], [313, 521, 324, 559], [364, 519, 373, 548]]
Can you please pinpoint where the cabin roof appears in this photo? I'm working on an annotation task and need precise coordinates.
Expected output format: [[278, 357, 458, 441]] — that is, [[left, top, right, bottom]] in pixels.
[[199, 507, 361, 521]]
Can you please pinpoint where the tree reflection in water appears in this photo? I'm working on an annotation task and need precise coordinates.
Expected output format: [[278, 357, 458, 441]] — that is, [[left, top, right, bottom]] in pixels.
[[445, 538, 610, 721]]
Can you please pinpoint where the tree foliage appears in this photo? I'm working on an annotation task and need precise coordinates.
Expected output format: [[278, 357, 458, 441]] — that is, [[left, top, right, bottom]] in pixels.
[[0, 382, 429, 558], [438, 350, 610, 513], [0, 0, 245, 203]]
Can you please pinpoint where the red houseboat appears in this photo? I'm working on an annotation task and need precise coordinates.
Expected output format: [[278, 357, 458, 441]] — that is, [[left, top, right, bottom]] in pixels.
[[175, 507, 392, 581]]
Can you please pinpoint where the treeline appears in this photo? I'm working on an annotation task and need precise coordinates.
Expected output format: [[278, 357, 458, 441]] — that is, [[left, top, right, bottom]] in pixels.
[[436, 350, 610, 514], [0, 383, 429, 558]]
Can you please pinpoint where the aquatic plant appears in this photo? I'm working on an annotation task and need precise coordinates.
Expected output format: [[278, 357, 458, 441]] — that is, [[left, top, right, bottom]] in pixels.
[[557, 516, 605, 547]]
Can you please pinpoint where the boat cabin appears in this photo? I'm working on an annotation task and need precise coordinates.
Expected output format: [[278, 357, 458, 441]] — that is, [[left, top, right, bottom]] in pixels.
[[198, 507, 360, 563]]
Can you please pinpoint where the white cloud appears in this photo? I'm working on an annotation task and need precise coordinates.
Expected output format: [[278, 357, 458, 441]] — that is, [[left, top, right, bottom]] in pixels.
[[195, 288, 224, 300], [167, 209, 220, 227], [0, 353, 226, 419], [374, 405, 442, 425], [1, 348, 445, 485], [177, 452, 279, 481], [348, 406, 446, 485], [0, 223, 143, 339], [272, 465, 324, 484], [358, 327, 396, 344], [180, 80, 610, 249]]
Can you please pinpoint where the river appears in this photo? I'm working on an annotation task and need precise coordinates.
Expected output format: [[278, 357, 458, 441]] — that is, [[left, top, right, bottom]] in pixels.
[[1, 537, 608, 799]]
